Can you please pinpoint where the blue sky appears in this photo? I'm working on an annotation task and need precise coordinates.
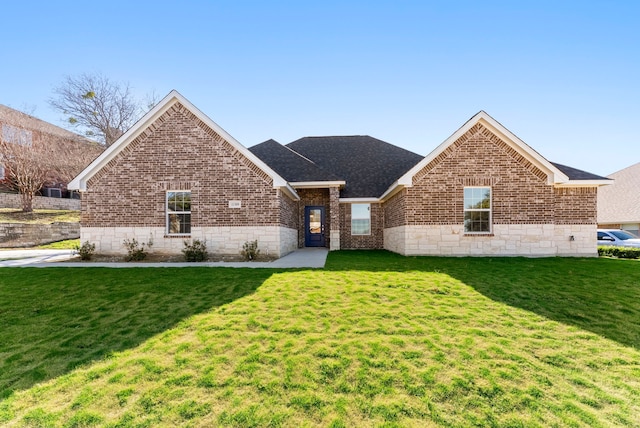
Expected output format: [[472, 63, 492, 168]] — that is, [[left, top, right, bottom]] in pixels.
[[2, 1, 638, 176]]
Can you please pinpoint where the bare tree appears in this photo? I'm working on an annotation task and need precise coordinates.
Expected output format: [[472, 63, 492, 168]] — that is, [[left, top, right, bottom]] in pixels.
[[0, 128, 103, 212], [49, 73, 144, 147], [0, 137, 51, 212]]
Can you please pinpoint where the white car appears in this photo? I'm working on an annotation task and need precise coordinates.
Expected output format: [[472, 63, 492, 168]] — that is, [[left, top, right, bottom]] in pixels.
[[597, 229, 640, 247]]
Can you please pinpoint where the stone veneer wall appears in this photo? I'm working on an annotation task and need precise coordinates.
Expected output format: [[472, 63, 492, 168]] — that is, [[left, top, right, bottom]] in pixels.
[[382, 123, 599, 257], [339, 202, 384, 249], [0, 193, 80, 210], [0, 222, 79, 248], [384, 224, 596, 257], [81, 225, 297, 257]]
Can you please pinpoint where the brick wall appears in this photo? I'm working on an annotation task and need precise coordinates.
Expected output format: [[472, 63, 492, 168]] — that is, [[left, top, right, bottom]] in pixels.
[[279, 189, 298, 229], [83, 102, 282, 231], [554, 187, 597, 224], [339, 202, 384, 249], [400, 123, 597, 227], [383, 189, 406, 229]]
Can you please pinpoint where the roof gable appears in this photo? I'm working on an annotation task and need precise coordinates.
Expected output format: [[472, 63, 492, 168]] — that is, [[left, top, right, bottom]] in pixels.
[[286, 136, 423, 198], [386, 111, 610, 199], [68, 91, 297, 199]]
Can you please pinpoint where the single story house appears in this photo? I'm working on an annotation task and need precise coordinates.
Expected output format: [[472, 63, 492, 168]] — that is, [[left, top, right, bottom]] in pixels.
[[597, 162, 640, 236], [68, 90, 610, 258]]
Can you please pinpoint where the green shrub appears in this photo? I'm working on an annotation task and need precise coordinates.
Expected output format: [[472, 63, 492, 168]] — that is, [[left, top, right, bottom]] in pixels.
[[182, 239, 208, 262], [598, 246, 640, 259], [123, 238, 153, 261], [73, 241, 96, 261], [241, 240, 260, 261]]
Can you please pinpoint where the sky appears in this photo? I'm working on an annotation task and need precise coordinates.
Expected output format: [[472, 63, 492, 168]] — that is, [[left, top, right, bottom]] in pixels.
[[1, 0, 638, 177]]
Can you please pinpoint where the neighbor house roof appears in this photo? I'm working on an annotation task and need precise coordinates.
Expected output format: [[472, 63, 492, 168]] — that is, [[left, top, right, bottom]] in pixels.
[[0, 104, 89, 142], [285, 136, 424, 198], [598, 162, 640, 224]]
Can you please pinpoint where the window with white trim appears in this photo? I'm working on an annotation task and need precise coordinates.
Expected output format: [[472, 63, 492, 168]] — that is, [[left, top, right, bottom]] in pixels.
[[463, 187, 491, 233], [167, 191, 191, 235], [351, 203, 371, 235]]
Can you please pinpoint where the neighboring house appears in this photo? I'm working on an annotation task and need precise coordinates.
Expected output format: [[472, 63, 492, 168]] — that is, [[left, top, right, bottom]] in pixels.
[[68, 90, 610, 258], [597, 162, 640, 236], [0, 104, 100, 196]]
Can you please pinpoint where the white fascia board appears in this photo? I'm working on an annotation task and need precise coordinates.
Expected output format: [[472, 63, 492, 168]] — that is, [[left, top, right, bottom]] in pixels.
[[338, 197, 380, 203], [396, 111, 570, 188], [290, 181, 346, 188], [378, 180, 404, 201], [554, 179, 614, 187], [68, 90, 290, 192], [279, 183, 300, 201]]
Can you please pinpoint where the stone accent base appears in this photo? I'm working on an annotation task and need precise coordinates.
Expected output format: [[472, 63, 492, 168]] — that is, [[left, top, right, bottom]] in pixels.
[[81, 226, 298, 258], [384, 224, 596, 257], [330, 230, 340, 251]]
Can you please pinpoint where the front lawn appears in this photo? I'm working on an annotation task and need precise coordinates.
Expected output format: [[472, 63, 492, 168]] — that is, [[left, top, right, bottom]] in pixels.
[[0, 209, 80, 224], [1, 252, 639, 426]]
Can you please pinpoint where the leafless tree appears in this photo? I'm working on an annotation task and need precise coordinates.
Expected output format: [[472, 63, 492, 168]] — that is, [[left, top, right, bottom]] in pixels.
[[0, 137, 51, 212], [0, 131, 103, 212], [49, 73, 145, 147]]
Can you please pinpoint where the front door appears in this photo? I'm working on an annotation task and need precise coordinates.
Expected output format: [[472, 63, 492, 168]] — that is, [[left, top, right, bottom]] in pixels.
[[304, 206, 326, 247]]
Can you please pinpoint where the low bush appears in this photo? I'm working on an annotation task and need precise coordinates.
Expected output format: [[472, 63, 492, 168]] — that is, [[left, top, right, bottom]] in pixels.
[[74, 241, 96, 261], [182, 239, 208, 262], [241, 240, 260, 261], [598, 246, 640, 259], [123, 238, 153, 261]]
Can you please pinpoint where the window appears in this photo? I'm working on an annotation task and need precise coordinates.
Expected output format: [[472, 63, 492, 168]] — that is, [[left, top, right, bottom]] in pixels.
[[351, 203, 370, 235], [464, 187, 491, 233], [167, 191, 191, 235]]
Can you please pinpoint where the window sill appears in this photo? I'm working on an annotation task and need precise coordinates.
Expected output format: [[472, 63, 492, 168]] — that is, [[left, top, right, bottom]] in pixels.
[[463, 233, 494, 237], [164, 234, 191, 238]]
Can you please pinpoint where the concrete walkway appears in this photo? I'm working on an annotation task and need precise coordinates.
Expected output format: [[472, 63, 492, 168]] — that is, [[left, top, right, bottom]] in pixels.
[[0, 247, 328, 268]]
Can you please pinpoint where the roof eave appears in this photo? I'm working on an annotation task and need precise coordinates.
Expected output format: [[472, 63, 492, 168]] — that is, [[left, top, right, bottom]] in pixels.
[[290, 181, 346, 188], [555, 179, 614, 187]]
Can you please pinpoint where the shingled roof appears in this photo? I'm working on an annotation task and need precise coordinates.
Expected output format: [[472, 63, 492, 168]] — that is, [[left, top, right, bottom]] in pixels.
[[285, 136, 424, 198], [598, 162, 640, 224], [550, 162, 609, 181], [248, 139, 342, 182]]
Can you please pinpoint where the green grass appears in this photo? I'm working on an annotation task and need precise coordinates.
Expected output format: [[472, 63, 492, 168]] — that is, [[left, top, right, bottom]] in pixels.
[[1, 252, 639, 427], [36, 239, 80, 249], [0, 209, 80, 224]]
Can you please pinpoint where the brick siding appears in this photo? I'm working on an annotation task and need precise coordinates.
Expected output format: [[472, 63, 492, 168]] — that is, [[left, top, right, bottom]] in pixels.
[[339, 203, 384, 249], [398, 123, 597, 227], [83, 103, 288, 231]]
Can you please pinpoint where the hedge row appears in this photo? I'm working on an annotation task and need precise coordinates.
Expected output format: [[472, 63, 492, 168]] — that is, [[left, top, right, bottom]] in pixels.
[[598, 246, 640, 259]]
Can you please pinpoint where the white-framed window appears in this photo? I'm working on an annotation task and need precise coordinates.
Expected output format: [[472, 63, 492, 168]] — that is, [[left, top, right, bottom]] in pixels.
[[167, 191, 191, 235], [351, 203, 371, 235], [464, 187, 491, 233]]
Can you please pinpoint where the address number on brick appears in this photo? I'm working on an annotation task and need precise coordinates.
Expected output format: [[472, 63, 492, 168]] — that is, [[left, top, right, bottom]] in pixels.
[[228, 200, 242, 208]]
